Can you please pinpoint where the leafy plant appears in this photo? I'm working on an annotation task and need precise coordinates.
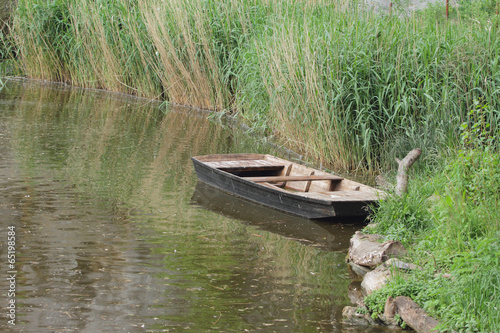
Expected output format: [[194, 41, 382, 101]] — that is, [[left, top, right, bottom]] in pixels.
[[460, 99, 499, 151]]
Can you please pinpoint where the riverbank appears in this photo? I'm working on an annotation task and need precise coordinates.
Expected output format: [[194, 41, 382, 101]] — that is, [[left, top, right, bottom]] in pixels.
[[2, 0, 499, 171], [344, 125, 500, 331]]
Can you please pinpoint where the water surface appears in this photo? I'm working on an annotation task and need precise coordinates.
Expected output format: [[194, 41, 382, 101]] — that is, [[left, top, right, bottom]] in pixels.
[[0, 79, 392, 332]]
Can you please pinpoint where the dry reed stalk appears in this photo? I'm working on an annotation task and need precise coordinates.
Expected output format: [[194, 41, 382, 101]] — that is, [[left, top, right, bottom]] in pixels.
[[139, 0, 224, 109], [193, 5, 225, 109], [69, 1, 108, 89], [85, 1, 122, 91], [256, 19, 352, 169], [15, 11, 60, 81], [126, 22, 161, 98]]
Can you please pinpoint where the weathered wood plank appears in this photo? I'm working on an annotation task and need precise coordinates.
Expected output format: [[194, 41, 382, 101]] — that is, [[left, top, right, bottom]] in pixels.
[[246, 175, 343, 182], [197, 154, 265, 162], [295, 191, 379, 201], [304, 171, 315, 192], [393, 296, 439, 333], [260, 182, 286, 191], [205, 159, 285, 171]]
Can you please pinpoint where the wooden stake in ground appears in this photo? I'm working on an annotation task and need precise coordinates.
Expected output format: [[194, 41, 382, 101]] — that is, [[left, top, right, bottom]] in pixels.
[[395, 148, 421, 196]]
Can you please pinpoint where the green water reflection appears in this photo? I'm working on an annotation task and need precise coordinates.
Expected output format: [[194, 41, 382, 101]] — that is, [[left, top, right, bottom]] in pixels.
[[0, 79, 389, 332]]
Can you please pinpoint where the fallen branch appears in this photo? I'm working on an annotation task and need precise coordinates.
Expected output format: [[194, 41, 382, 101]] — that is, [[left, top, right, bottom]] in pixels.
[[395, 148, 422, 196]]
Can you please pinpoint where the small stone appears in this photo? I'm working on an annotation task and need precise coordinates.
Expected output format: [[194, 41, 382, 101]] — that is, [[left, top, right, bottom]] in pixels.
[[342, 306, 377, 326], [348, 261, 372, 277], [385, 258, 418, 271]]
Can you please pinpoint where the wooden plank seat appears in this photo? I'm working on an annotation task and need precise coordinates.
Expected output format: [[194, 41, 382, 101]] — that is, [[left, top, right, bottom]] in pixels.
[[295, 190, 379, 201], [244, 175, 343, 183], [204, 159, 285, 172]]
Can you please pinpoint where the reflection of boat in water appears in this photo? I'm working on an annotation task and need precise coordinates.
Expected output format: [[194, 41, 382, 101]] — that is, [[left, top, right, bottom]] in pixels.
[[191, 182, 366, 251], [191, 154, 385, 219]]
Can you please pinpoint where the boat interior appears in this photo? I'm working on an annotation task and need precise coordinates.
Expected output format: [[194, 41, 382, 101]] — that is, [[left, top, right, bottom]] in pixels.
[[200, 154, 383, 202]]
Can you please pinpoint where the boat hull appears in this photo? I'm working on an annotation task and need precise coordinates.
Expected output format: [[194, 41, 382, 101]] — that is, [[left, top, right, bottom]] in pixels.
[[191, 155, 376, 219]]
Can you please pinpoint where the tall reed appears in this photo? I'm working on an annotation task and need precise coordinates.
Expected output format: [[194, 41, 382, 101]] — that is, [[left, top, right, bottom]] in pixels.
[[8, 0, 500, 170], [238, 3, 500, 170]]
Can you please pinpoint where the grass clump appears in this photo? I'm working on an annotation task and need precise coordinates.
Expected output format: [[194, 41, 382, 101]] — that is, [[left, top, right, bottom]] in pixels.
[[365, 103, 500, 332]]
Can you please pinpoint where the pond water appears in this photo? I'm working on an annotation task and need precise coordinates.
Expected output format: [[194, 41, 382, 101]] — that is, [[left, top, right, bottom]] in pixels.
[[0, 79, 393, 332]]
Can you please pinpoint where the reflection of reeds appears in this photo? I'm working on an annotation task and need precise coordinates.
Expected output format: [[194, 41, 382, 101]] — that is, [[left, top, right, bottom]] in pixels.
[[8, 81, 230, 210], [5, 81, 354, 330]]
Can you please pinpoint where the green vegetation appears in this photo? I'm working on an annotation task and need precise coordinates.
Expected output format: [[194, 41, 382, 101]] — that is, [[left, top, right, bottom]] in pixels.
[[2, 0, 500, 331], [2, 0, 499, 171], [365, 102, 500, 332]]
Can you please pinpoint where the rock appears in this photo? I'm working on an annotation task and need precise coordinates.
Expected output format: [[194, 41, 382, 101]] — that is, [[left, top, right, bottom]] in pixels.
[[361, 263, 393, 295], [348, 261, 372, 277], [385, 258, 418, 271], [359, 259, 418, 295], [348, 281, 365, 307], [341, 306, 377, 326], [363, 222, 378, 231], [348, 231, 407, 268]]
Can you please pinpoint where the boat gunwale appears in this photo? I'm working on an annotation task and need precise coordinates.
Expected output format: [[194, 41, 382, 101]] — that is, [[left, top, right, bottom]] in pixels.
[[191, 155, 337, 205], [192, 154, 383, 204], [191, 154, 385, 219]]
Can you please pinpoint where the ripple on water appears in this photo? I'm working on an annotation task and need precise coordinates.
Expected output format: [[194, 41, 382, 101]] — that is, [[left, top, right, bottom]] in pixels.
[[0, 80, 396, 333]]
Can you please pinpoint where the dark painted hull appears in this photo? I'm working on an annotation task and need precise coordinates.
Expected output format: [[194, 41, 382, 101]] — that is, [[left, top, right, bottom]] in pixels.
[[191, 157, 372, 219]]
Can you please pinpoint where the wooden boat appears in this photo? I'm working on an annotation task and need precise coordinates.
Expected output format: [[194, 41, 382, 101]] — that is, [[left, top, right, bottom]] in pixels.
[[191, 154, 385, 220]]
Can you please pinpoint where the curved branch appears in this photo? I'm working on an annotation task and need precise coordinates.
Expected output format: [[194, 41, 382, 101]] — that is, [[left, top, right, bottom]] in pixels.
[[395, 148, 421, 196]]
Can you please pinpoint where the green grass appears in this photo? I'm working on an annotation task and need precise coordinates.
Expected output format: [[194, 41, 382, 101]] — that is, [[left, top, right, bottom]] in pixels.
[[365, 104, 500, 332]]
